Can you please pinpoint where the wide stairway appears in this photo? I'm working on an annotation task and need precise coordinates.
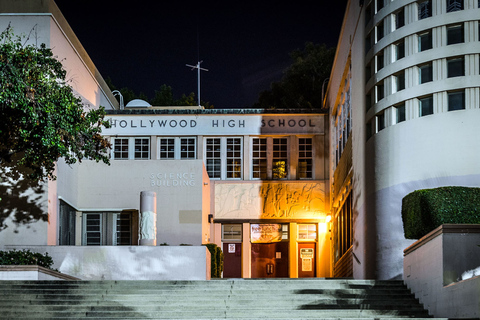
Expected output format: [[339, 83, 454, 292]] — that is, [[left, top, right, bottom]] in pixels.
[[0, 279, 445, 320]]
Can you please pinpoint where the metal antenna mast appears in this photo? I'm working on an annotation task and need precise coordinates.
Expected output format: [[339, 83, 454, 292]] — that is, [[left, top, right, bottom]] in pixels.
[[186, 60, 208, 106]]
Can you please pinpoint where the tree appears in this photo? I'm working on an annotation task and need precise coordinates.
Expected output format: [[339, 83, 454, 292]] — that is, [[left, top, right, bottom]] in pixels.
[[254, 42, 336, 109], [0, 26, 111, 181]]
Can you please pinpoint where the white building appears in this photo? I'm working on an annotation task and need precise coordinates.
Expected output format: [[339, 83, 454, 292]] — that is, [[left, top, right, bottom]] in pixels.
[[0, 1, 332, 279], [326, 0, 480, 279]]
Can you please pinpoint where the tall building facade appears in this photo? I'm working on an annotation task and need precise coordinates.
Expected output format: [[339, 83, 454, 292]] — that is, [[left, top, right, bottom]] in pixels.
[[326, 0, 480, 279]]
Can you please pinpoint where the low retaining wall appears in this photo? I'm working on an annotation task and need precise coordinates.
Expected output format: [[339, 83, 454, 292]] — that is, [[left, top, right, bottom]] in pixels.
[[404, 224, 480, 319], [1, 245, 211, 281], [0, 265, 79, 280]]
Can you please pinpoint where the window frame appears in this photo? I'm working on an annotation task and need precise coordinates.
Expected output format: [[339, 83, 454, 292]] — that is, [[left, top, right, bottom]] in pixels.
[[418, 0, 432, 19], [446, 0, 464, 12], [205, 137, 243, 180], [158, 137, 197, 160], [112, 137, 151, 160], [447, 24, 464, 45], [82, 211, 135, 246], [419, 95, 434, 116], [447, 56, 465, 78], [419, 62, 433, 84], [418, 30, 433, 52], [298, 137, 313, 179], [448, 90, 465, 111]]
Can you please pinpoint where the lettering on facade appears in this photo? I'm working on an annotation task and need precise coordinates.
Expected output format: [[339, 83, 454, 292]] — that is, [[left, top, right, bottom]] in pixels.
[[108, 118, 316, 130], [150, 173, 196, 187], [261, 119, 316, 128], [110, 119, 198, 129]]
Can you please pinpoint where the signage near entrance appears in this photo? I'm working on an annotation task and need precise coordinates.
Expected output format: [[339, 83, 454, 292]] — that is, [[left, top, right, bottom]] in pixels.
[[250, 224, 282, 243]]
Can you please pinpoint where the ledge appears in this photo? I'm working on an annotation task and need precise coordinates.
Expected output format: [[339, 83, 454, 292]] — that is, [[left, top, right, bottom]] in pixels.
[[0, 265, 80, 280], [404, 224, 480, 256]]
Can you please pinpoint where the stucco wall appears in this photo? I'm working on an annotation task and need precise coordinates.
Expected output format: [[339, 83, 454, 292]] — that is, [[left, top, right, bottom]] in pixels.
[[1, 245, 211, 281], [76, 159, 208, 246], [404, 225, 480, 318]]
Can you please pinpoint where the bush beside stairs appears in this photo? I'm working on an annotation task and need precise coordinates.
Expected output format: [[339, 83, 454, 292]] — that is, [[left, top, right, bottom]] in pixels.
[[0, 279, 447, 319]]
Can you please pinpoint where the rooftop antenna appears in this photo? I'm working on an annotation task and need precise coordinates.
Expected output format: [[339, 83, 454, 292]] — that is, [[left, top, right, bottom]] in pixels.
[[186, 61, 208, 106], [186, 26, 208, 106]]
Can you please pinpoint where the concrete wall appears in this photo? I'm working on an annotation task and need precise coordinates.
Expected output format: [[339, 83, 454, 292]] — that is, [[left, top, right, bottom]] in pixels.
[[404, 224, 480, 318], [76, 159, 209, 246], [1, 245, 211, 281]]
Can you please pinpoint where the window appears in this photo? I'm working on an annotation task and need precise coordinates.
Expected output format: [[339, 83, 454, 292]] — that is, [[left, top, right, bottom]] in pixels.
[[447, 57, 465, 78], [366, 120, 373, 141], [334, 194, 352, 263], [159, 137, 196, 159], [205, 137, 243, 180], [376, 51, 384, 71], [365, 2, 373, 25], [113, 138, 129, 159], [112, 137, 150, 160], [376, 20, 384, 42], [448, 90, 465, 111], [419, 30, 433, 51], [115, 213, 132, 245], [396, 103, 406, 123], [273, 138, 288, 179], [447, 24, 464, 45], [365, 32, 373, 54], [446, 0, 463, 12], [419, 62, 433, 83], [394, 9, 405, 30], [222, 224, 242, 241], [394, 41, 405, 61], [205, 138, 222, 179], [59, 200, 76, 245], [376, 82, 385, 102], [252, 138, 267, 179], [84, 213, 102, 246], [419, 96, 434, 116], [134, 138, 149, 159], [298, 224, 317, 240], [376, 0, 384, 13], [226, 138, 242, 179], [298, 138, 313, 179], [418, 0, 432, 19], [82, 211, 135, 246], [376, 112, 385, 132], [394, 72, 405, 92], [366, 62, 372, 82]]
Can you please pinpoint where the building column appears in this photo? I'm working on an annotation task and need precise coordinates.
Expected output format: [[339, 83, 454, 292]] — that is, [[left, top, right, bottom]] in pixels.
[[139, 191, 157, 246]]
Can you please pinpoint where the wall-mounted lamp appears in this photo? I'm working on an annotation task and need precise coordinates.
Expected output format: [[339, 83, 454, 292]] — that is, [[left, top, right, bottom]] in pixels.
[[204, 182, 209, 186], [325, 215, 332, 223], [208, 214, 213, 223]]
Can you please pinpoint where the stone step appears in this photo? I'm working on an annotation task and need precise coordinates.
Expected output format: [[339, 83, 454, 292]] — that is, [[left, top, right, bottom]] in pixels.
[[0, 309, 434, 318]]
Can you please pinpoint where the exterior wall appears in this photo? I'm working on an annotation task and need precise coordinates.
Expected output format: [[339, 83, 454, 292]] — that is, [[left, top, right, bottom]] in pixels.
[[76, 159, 208, 246], [0, 0, 117, 246], [327, 0, 480, 279], [1, 245, 211, 280], [404, 225, 480, 318]]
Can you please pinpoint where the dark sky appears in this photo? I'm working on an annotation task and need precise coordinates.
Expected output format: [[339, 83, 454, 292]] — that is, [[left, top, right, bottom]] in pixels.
[[54, 1, 348, 108]]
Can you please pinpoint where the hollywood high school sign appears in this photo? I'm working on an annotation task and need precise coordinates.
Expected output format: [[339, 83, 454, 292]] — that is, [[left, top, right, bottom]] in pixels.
[[104, 114, 324, 136]]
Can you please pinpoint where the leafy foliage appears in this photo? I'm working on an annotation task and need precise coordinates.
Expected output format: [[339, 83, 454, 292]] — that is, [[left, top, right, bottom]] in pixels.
[[0, 26, 111, 181], [0, 249, 57, 271], [204, 243, 224, 278], [402, 186, 480, 239], [254, 42, 335, 109]]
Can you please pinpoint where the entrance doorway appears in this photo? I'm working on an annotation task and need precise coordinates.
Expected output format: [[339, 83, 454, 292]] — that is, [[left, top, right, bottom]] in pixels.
[[251, 242, 289, 278], [298, 243, 316, 277], [223, 243, 242, 278]]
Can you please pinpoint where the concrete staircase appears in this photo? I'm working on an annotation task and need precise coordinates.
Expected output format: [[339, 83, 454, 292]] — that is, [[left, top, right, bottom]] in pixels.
[[0, 279, 444, 319]]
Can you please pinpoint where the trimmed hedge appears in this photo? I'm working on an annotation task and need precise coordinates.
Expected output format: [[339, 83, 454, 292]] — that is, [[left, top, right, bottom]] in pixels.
[[204, 244, 224, 278], [0, 249, 58, 271], [402, 186, 480, 239]]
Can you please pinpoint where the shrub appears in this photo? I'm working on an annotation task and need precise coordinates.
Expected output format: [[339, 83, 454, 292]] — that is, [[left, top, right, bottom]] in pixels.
[[402, 186, 480, 239], [204, 243, 224, 278], [0, 249, 58, 271]]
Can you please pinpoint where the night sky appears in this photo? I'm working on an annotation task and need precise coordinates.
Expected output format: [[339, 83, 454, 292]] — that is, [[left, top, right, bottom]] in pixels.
[[54, 1, 348, 108]]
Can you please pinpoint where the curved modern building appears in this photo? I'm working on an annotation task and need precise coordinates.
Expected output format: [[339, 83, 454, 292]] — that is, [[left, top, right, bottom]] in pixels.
[[326, 0, 480, 279]]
